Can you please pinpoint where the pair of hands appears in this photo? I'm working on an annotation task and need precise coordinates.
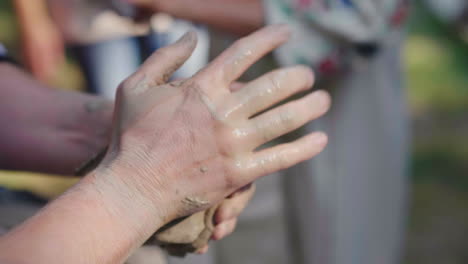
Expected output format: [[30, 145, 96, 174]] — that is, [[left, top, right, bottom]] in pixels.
[[0, 25, 329, 264], [96, 24, 330, 239]]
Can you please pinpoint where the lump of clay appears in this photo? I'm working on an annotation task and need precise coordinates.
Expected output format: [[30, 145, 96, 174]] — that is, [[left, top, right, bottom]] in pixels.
[[146, 206, 219, 257]]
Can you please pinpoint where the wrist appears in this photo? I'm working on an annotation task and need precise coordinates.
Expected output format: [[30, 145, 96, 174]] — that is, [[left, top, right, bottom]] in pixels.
[[88, 162, 170, 237], [0, 170, 168, 264]]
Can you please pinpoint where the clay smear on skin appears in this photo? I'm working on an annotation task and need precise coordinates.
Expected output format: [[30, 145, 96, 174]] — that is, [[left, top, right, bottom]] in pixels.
[[183, 196, 210, 209]]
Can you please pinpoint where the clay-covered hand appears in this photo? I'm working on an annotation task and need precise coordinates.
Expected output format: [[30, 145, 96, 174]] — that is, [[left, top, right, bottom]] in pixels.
[[97, 25, 330, 227], [194, 184, 256, 254]]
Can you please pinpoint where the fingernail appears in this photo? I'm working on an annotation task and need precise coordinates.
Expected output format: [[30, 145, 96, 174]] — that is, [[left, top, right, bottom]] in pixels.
[[312, 132, 328, 145], [176, 30, 197, 45], [313, 90, 331, 108], [294, 65, 315, 88]]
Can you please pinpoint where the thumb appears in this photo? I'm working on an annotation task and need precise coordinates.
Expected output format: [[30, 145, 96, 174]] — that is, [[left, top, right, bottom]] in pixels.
[[138, 31, 198, 86]]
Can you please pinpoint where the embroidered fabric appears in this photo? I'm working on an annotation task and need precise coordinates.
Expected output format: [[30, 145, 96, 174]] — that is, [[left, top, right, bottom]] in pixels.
[[263, 0, 409, 77]]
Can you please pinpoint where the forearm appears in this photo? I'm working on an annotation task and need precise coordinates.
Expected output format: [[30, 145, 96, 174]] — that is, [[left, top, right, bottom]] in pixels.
[[0, 63, 112, 175], [159, 0, 264, 35], [13, 0, 54, 32], [0, 169, 165, 264]]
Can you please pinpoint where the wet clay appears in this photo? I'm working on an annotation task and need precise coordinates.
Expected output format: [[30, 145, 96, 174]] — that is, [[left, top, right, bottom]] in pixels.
[[147, 205, 220, 257], [183, 196, 210, 209]]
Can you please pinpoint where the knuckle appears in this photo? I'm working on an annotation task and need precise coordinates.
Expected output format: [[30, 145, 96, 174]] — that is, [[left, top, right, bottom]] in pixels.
[[218, 127, 240, 156], [254, 120, 274, 143], [117, 75, 145, 96], [228, 158, 251, 185], [278, 107, 296, 129], [192, 74, 223, 94], [119, 78, 133, 91], [218, 98, 239, 121], [224, 160, 242, 190], [276, 152, 291, 171], [258, 157, 270, 175], [266, 72, 282, 92]]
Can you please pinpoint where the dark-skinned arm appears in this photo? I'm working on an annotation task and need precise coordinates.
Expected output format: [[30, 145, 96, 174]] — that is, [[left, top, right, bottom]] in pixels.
[[0, 62, 112, 175], [127, 0, 264, 35]]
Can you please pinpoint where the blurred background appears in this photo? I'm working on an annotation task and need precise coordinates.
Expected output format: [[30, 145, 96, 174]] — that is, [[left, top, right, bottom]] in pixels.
[[0, 0, 467, 263]]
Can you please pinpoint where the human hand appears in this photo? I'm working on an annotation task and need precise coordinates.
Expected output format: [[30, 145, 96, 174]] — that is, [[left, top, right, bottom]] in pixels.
[[0, 25, 330, 264], [97, 25, 330, 228], [193, 184, 255, 254]]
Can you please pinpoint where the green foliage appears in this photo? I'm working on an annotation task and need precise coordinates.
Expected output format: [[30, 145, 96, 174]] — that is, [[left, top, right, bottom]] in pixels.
[[406, 0, 468, 113], [0, 1, 19, 51]]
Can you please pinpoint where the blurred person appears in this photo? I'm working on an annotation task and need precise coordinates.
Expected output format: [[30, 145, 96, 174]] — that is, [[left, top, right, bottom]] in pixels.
[[0, 26, 330, 263], [47, 0, 210, 99], [12, 0, 65, 83], [130, 1, 411, 264]]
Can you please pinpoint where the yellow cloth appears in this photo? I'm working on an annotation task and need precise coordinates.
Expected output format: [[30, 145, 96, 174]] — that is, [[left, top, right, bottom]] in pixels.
[[0, 172, 77, 199]]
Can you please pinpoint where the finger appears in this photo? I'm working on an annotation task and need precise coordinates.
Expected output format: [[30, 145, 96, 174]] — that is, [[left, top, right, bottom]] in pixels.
[[212, 219, 238, 241], [226, 66, 315, 119], [214, 184, 256, 224], [244, 90, 330, 149], [134, 31, 197, 88], [196, 245, 209, 255], [242, 132, 328, 182], [196, 24, 291, 86]]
